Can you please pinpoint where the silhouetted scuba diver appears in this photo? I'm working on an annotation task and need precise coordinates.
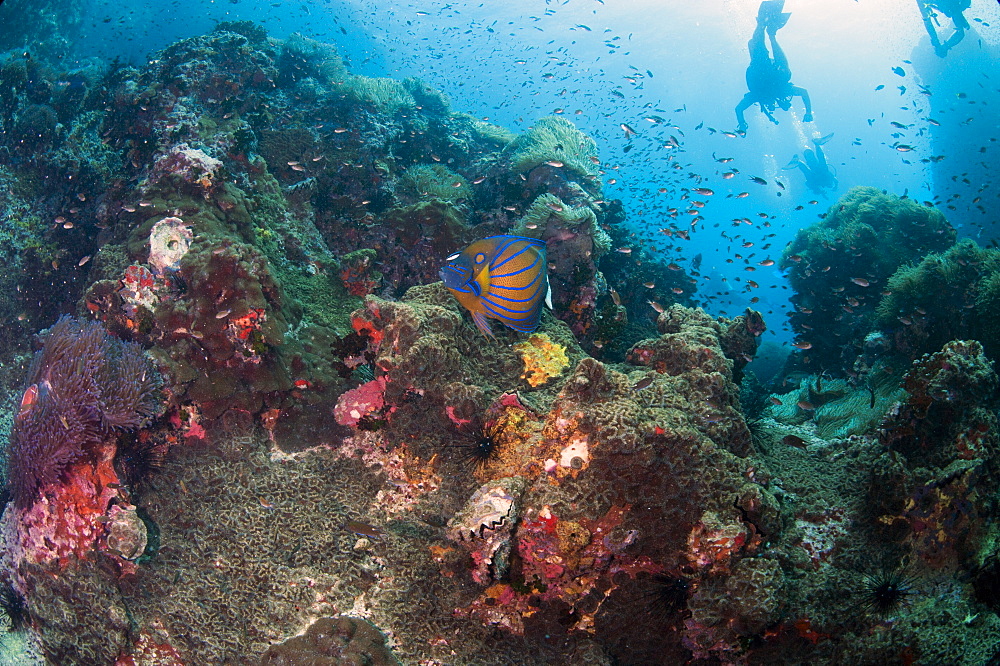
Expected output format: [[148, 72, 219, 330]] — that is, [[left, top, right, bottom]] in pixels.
[[917, 0, 971, 57], [735, 0, 813, 133], [784, 133, 837, 195]]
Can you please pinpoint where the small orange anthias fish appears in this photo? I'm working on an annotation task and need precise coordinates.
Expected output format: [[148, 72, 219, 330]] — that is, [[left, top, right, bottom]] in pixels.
[[439, 235, 550, 338]]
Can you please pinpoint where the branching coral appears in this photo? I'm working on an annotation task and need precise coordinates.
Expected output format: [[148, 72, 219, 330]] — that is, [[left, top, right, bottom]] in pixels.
[[6, 316, 161, 507]]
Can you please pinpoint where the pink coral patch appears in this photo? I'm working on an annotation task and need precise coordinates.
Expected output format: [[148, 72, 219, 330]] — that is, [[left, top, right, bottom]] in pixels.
[[12, 443, 121, 569], [334, 377, 387, 427]]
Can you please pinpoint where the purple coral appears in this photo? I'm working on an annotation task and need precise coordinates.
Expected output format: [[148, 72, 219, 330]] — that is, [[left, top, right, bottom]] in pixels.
[[7, 316, 161, 507]]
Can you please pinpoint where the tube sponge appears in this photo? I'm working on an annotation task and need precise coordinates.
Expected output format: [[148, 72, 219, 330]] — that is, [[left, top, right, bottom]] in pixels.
[[6, 316, 161, 507]]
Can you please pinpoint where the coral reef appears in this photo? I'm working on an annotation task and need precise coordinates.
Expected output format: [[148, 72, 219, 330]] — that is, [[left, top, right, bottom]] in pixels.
[[3, 19, 1000, 666]]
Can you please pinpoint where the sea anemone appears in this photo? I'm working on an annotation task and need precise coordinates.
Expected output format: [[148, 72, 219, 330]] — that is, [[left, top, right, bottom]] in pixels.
[[861, 566, 913, 617], [7, 316, 162, 507]]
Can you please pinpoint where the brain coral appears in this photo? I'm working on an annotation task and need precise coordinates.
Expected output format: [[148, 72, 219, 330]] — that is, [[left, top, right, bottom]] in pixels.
[[626, 304, 756, 456], [259, 615, 401, 665]]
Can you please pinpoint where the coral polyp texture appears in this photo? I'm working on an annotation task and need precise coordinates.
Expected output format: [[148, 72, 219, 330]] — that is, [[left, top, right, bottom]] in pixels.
[[3, 19, 1000, 666]]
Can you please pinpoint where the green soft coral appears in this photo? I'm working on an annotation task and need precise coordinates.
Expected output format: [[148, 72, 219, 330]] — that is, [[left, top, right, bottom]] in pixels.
[[503, 116, 599, 180], [514, 193, 610, 258]]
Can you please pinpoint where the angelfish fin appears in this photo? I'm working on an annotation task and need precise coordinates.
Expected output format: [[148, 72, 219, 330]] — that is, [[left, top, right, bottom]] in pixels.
[[472, 311, 496, 339], [545, 284, 553, 310]]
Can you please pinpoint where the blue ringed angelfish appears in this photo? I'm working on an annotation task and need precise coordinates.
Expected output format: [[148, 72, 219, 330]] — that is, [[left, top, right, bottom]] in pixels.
[[439, 235, 550, 338]]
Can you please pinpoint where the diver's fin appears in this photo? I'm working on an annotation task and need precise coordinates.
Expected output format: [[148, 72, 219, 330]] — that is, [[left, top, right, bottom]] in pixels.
[[756, 0, 778, 24], [757, 1, 787, 28], [770, 11, 791, 30], [814, 132, 835, 146], [783, 154, 802, 170]]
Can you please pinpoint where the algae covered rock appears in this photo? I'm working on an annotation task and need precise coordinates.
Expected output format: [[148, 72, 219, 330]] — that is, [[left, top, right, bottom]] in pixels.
[[882, 339, 999, 468], [259, 615, 401, 666], [876, 239, 1000, 360], [782, 186, 955, 372]]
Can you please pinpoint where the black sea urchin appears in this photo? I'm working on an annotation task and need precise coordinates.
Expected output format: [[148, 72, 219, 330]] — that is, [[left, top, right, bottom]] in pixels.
[[972, 554, 1000, 612], [452, 418, 505, 473], [113, 432, 166, 493], [642, 572, 691, 621], [861, 567, 913, 617], [0, 582, 29, 631], [746, 417, 771, 451]]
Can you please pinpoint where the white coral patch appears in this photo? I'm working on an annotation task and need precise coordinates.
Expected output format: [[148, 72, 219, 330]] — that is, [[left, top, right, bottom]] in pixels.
[[559, 435, 589, 469], [149, 216, 193, 274]]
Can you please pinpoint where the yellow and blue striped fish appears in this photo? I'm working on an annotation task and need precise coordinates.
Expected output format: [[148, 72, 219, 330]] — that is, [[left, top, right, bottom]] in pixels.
[[439, 235, 549, 338]]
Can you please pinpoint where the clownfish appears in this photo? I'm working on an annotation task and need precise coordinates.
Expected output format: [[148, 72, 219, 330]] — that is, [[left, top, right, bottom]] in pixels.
[[439, 235, 550, 338]]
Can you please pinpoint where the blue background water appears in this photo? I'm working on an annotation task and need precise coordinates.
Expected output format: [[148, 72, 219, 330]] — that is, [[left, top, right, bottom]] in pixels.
[[43, 0, 1000, 342]]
